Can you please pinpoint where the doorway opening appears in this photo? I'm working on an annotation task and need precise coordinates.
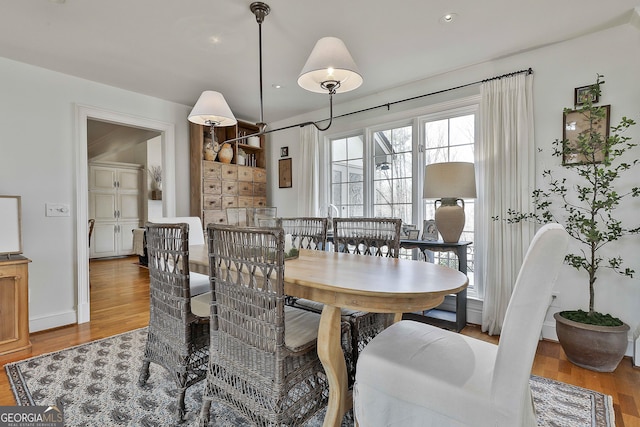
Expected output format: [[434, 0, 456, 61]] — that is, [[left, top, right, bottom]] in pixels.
[[75, 105, 176, 324]]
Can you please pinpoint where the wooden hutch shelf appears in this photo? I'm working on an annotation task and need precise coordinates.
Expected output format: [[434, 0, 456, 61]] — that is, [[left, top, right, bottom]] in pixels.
[[189, 120, 268, 227]]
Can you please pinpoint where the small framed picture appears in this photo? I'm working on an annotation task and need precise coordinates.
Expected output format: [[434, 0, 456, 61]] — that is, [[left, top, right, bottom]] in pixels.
[[280, 146, 289, 157], [400, 223, 416, 239], [422, 219, 438, 241], [574, 85, 599, 106], [407, 230, 420, 240]]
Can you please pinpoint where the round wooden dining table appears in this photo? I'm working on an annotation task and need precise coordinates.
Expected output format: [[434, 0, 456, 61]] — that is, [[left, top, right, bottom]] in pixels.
[[188, 247, 468, 427]]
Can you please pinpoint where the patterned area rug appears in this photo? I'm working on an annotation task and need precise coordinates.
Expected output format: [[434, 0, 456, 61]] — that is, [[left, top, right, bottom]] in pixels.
[[5, 328, 614, 427]]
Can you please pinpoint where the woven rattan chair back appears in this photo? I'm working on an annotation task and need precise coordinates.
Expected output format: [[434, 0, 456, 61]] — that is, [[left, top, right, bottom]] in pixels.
[[333, 217, 402, 257], [278, 217, 328, 250], [199, 224, 328, 427], [138, 222, 210, 423], [330, 217, 401, 385]]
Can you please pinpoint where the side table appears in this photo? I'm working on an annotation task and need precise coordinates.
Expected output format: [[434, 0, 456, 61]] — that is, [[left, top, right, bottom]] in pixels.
[[0, 254, 32, 356], [400, 240, 472, 332]]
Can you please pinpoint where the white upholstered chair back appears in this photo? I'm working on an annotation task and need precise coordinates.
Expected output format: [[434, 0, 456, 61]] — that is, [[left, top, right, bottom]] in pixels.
[[148, 216, 205, 245], [491, 223, 569, 420], [147, 216, 209, 297], [353, 223, 569, 427]]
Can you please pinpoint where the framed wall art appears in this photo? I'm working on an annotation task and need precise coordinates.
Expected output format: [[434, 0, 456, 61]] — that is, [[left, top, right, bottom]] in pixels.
[[278, 158, 292, 188], [562, 105, 610, 166], [280, 146, 289, 157], [574, 85, 599, 106]]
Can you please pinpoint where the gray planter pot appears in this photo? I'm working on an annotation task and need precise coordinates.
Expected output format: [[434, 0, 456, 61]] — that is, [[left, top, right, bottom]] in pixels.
[[554, 311, 630, 372]]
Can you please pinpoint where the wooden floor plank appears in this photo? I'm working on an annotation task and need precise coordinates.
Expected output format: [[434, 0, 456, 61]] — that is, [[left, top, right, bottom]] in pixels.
[[0, 255, 638, 426]]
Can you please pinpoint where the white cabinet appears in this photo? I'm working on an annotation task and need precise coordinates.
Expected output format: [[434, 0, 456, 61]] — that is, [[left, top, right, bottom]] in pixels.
[[89, 162, 142, 258]]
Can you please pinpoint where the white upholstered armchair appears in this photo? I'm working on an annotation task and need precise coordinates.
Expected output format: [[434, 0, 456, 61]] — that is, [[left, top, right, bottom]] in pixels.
[[353, 223, 568, 427]]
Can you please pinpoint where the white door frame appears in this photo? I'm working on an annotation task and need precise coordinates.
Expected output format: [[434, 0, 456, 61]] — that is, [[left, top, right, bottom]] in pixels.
[[75, 104, 176, 324]]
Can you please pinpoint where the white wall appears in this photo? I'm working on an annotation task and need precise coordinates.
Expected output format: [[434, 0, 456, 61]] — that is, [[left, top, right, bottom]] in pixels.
[[146, 136, 163, 220], [266, 23, 640, 350], [0, 56, 192, 332]]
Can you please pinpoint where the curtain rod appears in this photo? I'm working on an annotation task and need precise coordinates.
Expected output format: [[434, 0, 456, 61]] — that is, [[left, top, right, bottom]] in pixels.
[[226, 67, 533, 141], [327, 67, 534, 122]]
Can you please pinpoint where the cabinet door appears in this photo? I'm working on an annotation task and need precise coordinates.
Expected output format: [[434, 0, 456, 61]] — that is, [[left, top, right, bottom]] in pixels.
[[117, 168, 141, 192], [0, 264, 18, 345], [118, 222, 140, 255], [91, 223, 118, 258], [90, 166, 117, 190], [119, 193, 140, 221], [89, 192, 117, 221]]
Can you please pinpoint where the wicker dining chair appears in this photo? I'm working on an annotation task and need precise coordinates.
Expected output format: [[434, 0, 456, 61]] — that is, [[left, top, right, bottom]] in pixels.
[[277, 216, 329, 250], [332, 217, 401, 382], [138, 223, 210, 423], [198, 224, 328, 427], [279, 217, 355, 385]]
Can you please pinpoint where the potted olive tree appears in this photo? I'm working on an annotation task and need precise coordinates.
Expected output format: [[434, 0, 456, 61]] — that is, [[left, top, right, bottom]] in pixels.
[[500, 74, 638, 372]]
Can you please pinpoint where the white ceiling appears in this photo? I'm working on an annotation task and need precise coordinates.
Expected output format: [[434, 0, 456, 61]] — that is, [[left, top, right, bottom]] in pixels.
[[1, 1, 639, 125]]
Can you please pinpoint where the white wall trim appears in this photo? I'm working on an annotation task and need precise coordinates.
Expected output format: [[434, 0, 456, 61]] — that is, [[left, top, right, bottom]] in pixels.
[[30, 309, 77, 333], [439, 295, 483, 326], [74, 104, 176, 324]]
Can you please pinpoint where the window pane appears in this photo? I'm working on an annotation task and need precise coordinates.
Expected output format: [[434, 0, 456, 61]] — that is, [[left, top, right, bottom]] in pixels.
[[347, 136, 364, 158], [393, 177, 412, 203], [450, 115, 474, 146], [449, 145, 474, 162], [371, 124, 413, 224], [374, 205, 393, 217], [331, 134, 365, 217], [347, 160, 364, 181], [374, 179, 392, 204], [424, 119, 449, 148], [348, 182, 363, 205], [425, 148, 449, 165], [332, 138, 347, 161]]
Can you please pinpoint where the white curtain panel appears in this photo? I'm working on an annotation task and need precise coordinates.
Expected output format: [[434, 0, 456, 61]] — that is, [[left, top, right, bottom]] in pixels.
[[478, 73, 536, 335], [297, 126, 321, 216]]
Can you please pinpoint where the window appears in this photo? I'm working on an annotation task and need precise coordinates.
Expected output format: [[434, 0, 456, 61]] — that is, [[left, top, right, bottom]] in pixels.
[[423, 114, 476, 288], [331, 135, 364, 217], [326, 102, 480, 295], [372, 125, 413, 222]]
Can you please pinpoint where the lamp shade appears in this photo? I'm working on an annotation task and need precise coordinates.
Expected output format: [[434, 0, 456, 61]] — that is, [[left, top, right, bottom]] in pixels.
[[423, 162, 477, 199], [188, 91, 237, 127], [298, 37, 363, 94]]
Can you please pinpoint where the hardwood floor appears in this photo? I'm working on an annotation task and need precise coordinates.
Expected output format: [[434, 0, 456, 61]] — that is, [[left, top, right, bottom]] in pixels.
[[1, 255, 639, 426]]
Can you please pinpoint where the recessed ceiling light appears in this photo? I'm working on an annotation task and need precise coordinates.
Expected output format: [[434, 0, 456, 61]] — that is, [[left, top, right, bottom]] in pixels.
[[209, 36, 221, 45], [272, 84, 283, 89], [440, 13, 457, 24]]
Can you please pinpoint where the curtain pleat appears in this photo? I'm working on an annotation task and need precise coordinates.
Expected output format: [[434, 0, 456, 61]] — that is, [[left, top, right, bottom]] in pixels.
[[479, 74, 535, 335], [297, 126, 320, 216]]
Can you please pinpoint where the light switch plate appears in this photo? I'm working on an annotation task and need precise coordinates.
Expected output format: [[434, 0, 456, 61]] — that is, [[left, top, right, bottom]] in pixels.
[[46, 203, 71, 217]]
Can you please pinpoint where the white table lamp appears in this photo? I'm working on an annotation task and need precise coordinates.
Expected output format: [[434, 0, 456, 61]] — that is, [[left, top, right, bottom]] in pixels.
[[423, 162, 476, 243]]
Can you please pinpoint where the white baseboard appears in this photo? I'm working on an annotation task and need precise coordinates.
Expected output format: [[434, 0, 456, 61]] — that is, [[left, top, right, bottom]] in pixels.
[[30, 309, 77, 333], [634, 335, 640, 367], [438, 295, 483, 326]]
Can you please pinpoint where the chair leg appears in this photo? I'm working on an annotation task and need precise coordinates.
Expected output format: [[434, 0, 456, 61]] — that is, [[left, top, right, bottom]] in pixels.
[[176, 387, 187, 423], [138, 361, 150, 386], [198, 398, 212, 427]]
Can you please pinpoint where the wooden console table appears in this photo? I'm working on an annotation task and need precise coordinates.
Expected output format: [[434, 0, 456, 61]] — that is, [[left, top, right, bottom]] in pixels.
[[400, 240, 472, 332], [0, 255, 32, 356]]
